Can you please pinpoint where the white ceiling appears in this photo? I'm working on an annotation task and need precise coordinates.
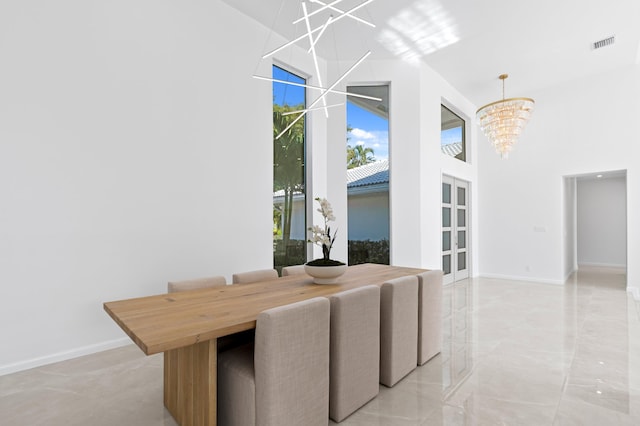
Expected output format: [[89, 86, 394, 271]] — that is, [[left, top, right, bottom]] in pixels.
[[222, 0, 640, 105]]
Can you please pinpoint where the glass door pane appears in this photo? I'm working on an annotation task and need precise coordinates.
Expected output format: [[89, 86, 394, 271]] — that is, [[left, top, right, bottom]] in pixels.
[[443, 208, 451, 227], [443, 231, 451, 251], [443, 254, 451, 275], [457, 252, 466, 271], [457, 231, 466, 249], [457, 187, 466, 206], [457, 209, 466, 227], [443, 182, 451, 203]]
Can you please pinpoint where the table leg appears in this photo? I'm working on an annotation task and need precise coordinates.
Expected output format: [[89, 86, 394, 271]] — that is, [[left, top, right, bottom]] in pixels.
[[164, 339, 217, 426]]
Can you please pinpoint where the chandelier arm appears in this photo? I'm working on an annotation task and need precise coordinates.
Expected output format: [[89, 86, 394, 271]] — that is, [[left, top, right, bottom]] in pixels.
[[306, 0, 376, 27], [301, 2, 329, 117], [252, 76, 382, 101], [263, 0, 375, 59], [275, 51, 371, 139], [308, 15, 333, 53], [293, 0, 344, 24]]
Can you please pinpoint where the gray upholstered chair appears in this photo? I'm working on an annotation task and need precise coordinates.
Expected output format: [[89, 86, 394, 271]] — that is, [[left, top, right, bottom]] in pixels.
[[217, 297, 330, 426], [232, 268, 279, 284], [379, 275, 419, 387], [417, 270, 444, 365], [167, 276, 226, 293], [281, 264, 307, 276], [328, 285, 380, 422]]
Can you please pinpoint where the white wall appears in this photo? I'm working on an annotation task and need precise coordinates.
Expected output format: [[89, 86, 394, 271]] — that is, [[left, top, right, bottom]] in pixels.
[[577, 177, 627, 267], [0, 0, 328, 374], [478, 65, 639, 294], [0, 0, 481, 374], [431, 71, 479, 275], [325, 59, 478, 271]]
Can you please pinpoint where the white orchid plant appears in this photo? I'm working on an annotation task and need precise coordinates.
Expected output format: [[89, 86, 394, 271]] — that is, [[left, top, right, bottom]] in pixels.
[[307, 198, 345, 266]]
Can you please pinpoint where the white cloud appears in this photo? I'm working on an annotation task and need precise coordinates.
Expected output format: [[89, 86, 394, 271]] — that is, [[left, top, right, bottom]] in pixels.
[[347, 129, 390, 161], [350, 128, 376, 140]]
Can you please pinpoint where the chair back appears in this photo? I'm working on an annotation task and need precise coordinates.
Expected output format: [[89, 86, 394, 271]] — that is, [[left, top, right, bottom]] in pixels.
[[167, 276, 226, 293], [379, 275, 418, 387], [281, 264, 306, 277], [255, 297, 330, 426], [328, 285, 380, 422], [232, 269, 278, 284], [417, 270, 444, 365]]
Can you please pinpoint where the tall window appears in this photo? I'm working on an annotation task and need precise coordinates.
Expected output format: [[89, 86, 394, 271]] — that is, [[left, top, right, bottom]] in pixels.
[[273, 65, 306, 272], [441, 105, 466, 162], [346, 85, 390, 265]]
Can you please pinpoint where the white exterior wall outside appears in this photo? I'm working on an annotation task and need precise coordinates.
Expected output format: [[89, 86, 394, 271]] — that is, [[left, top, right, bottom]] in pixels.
[[348, 192, 390, 241]]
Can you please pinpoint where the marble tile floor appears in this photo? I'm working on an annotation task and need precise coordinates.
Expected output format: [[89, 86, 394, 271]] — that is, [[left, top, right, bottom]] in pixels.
[[1, 266, 638, 425]]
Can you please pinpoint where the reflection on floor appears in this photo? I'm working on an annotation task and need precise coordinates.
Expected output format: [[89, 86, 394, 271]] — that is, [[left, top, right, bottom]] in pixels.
[[1, 266, 639, 425]]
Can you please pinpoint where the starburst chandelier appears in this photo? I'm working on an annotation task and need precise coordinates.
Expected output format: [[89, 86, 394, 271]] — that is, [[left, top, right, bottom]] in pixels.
[[476, 74, 535, 159], [253, 0, 380, 140]]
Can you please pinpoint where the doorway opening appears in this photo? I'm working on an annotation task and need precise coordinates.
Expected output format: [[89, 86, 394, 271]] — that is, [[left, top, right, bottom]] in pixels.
[[563, 170, 627, 286]]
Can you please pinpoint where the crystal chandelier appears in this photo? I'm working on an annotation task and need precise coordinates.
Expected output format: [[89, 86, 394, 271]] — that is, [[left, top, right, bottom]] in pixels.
[[476, 74, 535, 159]]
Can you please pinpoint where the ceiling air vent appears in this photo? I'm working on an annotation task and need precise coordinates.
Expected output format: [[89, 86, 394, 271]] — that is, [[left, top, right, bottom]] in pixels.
[[593, 36, 615, 50]]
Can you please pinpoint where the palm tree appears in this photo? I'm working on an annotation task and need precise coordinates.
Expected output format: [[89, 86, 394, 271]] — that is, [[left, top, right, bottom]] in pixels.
[[346, 144, 356, 166], [347, 144, 375, 169]]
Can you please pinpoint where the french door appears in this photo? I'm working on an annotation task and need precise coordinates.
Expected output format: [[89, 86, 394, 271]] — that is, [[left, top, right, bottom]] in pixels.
[[442, 176, 469, 284]]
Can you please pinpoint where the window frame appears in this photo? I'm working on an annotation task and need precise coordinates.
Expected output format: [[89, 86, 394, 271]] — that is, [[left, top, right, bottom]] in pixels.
[[440, 103, 467, 163], [272, 64, 308, 271]]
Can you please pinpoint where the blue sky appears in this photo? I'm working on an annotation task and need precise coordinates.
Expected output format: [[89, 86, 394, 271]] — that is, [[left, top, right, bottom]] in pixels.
[[273, 65, 389, 161], [441, 127, 462, 145], [273, 66, 462, 159], [273, 66, 305, 107], [346, 101, 389, 161]]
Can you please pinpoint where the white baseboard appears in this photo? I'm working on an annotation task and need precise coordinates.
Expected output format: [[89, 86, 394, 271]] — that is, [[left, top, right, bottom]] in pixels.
[[628, 287, 640, 301], [0, 337, 132, 377], [578, 262, 627, 269], [563, 268, 576, 283], [479, 273, 565, 286]]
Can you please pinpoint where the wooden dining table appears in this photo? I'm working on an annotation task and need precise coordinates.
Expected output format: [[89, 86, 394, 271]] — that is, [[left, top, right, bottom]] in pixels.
[[103, 263, 427, 426]]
